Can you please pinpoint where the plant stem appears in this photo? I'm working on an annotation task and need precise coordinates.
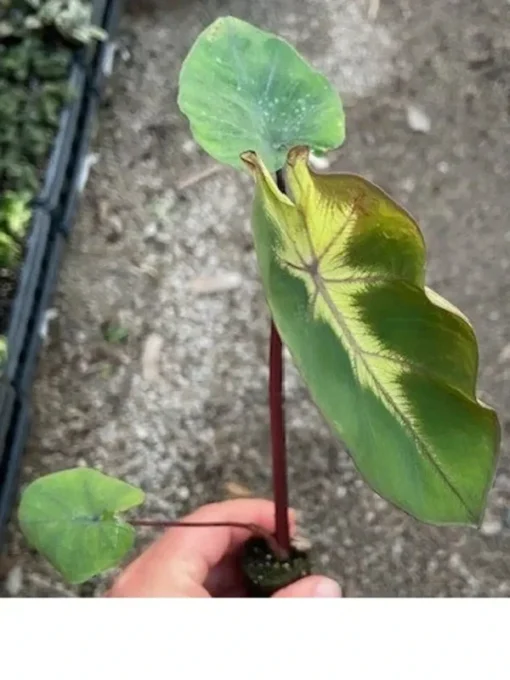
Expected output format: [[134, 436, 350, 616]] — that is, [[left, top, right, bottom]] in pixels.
[[269, 320, 291, 556], [129, 519, 287, 560], [268, 169, 291, 557]]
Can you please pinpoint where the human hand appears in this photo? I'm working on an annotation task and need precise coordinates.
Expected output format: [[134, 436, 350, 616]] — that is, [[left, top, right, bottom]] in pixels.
[[108, 498, 341, 597]]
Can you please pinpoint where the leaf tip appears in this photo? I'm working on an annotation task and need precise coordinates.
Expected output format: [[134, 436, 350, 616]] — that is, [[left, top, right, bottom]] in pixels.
[[240, 150, 258, 173], [286, 145, 310, 167]]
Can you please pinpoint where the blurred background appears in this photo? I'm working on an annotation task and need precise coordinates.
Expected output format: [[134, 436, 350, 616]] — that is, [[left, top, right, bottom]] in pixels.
[[1, 0, 509, 596]]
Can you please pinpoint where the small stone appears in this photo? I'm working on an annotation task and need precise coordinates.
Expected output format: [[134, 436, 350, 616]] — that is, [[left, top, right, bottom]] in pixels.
[[134, 425, 149, 441], [105, 215, 124, 243], [406, 104, 432, 133], [399, 177, 416, 193], [392, 537, 403, 559], [362, 131, 376, 145], [189, 272, 242, 295], [5, 565, 23, 596], [437, 161, 450, 174], [150, 190, 177, 221], [293, 534, 312, 552], [182, 138, 198, 154], [224, 481, 252, 498], [143, 222, 158, 240], [480, 517, 502, 536], [141, 333, 164, 382], [336, 486, 348, 499], [374, 497, 388, 511], [449, 552, 462, 569], [177, 486, 190, 501], [427, 558, 438, 574]]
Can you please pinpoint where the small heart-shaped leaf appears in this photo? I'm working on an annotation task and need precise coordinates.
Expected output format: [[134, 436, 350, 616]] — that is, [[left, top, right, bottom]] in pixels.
[[178, 16, 344, 172], [18, 468, 145, 584]]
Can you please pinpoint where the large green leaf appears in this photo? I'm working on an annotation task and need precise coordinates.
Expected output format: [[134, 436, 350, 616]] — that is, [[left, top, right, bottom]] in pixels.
[[18, 468, 145, 584], [178, 16, 344, 172], [244, 147, 500, 526]]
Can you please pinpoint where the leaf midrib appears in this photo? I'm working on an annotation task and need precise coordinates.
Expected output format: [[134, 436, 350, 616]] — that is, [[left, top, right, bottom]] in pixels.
[[310, 272, 475, 520]]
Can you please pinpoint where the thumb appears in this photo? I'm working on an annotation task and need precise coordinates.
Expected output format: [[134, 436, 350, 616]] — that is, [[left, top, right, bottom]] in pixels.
[[272, 575, 342, 598]]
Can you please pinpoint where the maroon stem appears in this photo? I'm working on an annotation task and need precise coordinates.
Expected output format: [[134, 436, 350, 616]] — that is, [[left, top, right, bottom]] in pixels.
[[129, 519, 287, 560], [269, 320, 291, 555], [267, 169, 292, 557]]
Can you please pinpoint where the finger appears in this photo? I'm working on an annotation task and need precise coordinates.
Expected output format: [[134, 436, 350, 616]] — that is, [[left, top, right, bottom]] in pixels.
[[203, 556, 247, 597], [109, 499, 296, 597], [273, 575, 342, 598], [204, 558, 247, 597]]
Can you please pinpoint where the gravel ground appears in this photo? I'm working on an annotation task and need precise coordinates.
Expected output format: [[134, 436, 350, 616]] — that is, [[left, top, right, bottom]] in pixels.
[[1, 0, 509, 597]]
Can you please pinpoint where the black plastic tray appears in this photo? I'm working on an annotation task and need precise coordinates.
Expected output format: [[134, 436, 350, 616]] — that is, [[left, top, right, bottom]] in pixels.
[[92, 0, 110, 32], [2, 210, 50, 384], [16, 232, 66, 396], [0, 0, 123, 550], [59, 92, 101, 237], [72, 0, 110, 72], [35, 62, 87, 213], [90, 0, 123, 96], [34, 0, 112, 212], [0, 398, 31, 548], [0, 381, 16, 470]]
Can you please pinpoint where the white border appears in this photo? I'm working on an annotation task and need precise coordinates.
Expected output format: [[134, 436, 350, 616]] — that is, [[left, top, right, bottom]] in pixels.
[[0, 599, 507, 679]]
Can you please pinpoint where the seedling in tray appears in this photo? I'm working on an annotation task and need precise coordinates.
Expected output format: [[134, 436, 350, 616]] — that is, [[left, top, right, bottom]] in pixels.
[[0, 1, 105, 373], [17, 17, 500, 596]]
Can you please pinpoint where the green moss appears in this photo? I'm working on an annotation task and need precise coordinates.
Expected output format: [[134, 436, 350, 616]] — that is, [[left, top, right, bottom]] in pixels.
[[101, 322, 130, 345], [0, 191, 32, 267], [0, 190, 32, 238], [0, 232, 21, 268], [0, 37, 71, 194], [0, 336, 7, 367], [0, 1, 108, 357]]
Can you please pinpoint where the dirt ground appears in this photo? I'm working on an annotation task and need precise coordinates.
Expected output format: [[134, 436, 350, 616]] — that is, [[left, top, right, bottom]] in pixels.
[[1, 0, 509, 597]]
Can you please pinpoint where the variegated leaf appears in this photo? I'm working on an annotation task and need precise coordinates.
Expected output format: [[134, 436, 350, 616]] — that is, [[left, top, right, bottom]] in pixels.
[[244, 147, 500, 526]]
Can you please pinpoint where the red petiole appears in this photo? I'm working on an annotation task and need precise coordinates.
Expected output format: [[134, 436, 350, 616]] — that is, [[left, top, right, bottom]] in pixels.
[[129, 519, 287, 560], [268, 169, 292, 555]]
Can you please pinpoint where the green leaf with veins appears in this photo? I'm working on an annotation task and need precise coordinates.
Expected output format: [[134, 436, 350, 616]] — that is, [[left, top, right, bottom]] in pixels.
[[243, 147, 500, 526], [18, 468, 145, 584], [178, 16, 344, 172]]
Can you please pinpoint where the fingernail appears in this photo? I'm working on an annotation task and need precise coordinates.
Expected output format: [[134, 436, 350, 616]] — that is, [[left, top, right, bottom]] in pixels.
[[313, 579, 342, 597]]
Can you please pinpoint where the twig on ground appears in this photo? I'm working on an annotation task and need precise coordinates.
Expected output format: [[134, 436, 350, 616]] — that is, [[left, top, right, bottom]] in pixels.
[[176, 164, 224, 191], [368, 0, 380, 20]]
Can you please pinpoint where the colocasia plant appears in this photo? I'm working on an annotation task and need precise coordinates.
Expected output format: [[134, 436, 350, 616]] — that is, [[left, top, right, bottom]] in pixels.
[[17, 17, 500, 595]]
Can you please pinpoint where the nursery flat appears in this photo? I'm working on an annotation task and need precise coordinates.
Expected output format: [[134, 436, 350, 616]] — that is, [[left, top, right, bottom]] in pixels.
[[0, 0, 106, 378]]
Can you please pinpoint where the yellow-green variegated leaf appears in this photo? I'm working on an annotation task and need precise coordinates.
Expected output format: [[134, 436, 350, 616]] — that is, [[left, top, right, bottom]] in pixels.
[[244, 147, 500, 526]]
